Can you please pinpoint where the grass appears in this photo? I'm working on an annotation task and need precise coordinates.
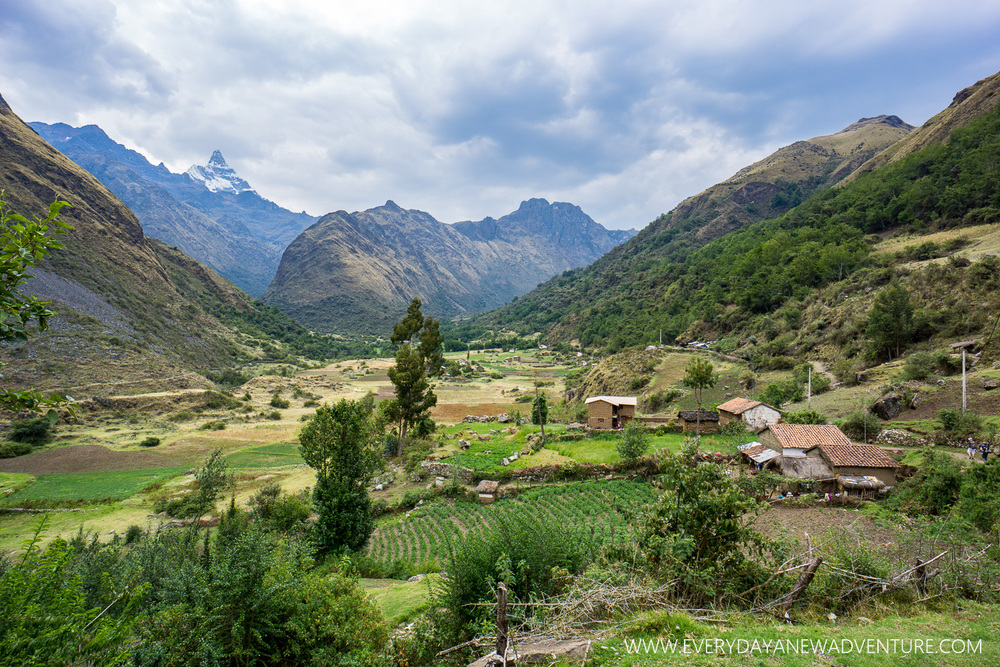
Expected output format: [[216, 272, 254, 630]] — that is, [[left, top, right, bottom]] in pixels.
[[0, 472, 34, 497], [224, 441, 305, 469], [361, 573, 442, 625], [590, 603, 1000, 666], [0, 466, 188, 505]]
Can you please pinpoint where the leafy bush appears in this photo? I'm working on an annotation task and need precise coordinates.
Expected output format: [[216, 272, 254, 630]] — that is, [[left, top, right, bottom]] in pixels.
[[270, 394, 291, 409], [616, 420, 650, 461], [902, 351, 935, 380], [839, 411, 882, 441], [783, 409, 829, 425], [939, 408, 982, 439], [934, 350, 962, 375], [198, 420, 226, 431], [138, 436, 161, 447], [637, 441, 774, 602], [757, 379, 803, 407], [9, 417, 51, 446], [442, 508, 596, 630], [0, 441, 32, 458]]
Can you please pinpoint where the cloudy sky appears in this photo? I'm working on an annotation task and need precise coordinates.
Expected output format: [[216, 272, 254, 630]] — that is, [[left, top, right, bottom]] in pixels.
[[2, 1, 1000, 230]]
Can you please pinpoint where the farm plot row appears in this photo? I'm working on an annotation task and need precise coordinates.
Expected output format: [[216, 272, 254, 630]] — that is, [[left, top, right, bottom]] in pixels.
[[366, 479, 658, 566]]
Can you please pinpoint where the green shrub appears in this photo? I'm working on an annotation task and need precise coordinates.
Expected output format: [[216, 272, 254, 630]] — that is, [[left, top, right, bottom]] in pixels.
[[0, 441, 32, 458], [139, 436, 161, 447], [270, 394, 291, 409], [265, 411, 282, 420], [934, 350, 962, 375], [902, 351, 935, 380], [939, 408, 982, 438], [616, 420, 650, 461], [198, 420, 226, 431], [9, 417, 52, 446], [783, 409, 829, 425], [442, 508, 596, 630], [839, 411, 882, 441]]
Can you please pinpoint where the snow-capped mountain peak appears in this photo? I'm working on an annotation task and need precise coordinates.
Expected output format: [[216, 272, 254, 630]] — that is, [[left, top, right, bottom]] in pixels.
[[185, 150, 255, 194]]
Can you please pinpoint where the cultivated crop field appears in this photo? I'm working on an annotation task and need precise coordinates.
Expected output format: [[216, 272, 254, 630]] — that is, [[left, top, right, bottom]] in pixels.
[[366, 479, 657, 566]]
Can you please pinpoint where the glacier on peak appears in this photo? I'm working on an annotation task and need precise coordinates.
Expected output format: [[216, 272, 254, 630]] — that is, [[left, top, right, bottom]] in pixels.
[[185, 150, 256, 195]]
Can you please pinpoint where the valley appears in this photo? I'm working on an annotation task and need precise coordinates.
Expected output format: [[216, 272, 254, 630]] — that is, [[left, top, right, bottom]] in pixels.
[[2, 63, 1000, 666]]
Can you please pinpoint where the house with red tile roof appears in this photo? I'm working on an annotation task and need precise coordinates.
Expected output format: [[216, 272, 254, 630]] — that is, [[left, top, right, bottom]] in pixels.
[[716, 397, 781, 432], [758, 424, 853, 456]]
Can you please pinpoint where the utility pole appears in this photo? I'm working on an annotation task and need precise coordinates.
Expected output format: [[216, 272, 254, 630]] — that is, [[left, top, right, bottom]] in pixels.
[[962, 348, 967, 412], [808, 365, 812, 410]]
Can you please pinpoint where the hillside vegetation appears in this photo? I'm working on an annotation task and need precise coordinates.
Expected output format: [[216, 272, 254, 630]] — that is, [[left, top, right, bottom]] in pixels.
[[471, 77, 1000, 367]]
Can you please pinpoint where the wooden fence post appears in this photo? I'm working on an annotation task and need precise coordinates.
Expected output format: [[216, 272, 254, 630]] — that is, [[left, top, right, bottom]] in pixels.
[[496, 581, 509, 661]]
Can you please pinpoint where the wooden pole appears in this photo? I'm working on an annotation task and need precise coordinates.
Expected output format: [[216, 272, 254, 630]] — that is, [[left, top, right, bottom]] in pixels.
[[781, 557, 823, 614], [496, 582, 509, 660]]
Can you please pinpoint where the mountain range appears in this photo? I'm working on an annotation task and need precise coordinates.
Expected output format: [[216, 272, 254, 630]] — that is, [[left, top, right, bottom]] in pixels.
[[262, 198, 636, 335], [0, 93, 259, 393], [28, 123, 317, 296]]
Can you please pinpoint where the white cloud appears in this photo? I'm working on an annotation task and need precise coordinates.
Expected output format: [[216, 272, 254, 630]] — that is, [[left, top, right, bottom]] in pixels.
[[1, 0, 1000, 229]]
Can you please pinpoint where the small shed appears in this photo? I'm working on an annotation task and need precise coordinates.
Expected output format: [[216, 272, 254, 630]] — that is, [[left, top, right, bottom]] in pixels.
[[836, 474, 887, 500], [716, 397, 781, 432], [738, 442, 780, 468], [765, 454, 837, 493], [677, 410, 720, 434], [585, 396, 637, 429], [475, 480, 499, 504]]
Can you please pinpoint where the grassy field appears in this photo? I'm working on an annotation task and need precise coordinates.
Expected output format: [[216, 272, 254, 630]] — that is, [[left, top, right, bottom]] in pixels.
[[361, 574, 443, 625], [1, 466, 188, 505]]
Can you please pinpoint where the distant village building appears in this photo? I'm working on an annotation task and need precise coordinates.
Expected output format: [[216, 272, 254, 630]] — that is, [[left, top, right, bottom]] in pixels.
[[716, 397, 781, 432], [677, 410, 720, 434], [585, 396, 637, 429]]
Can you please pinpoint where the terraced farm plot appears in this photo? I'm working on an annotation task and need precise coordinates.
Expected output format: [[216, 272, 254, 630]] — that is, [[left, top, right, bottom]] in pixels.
[[367, 479, 658, 566]]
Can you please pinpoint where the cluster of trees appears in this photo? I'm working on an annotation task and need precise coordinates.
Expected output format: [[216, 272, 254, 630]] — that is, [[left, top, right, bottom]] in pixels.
[[209, 301, 383, 362]]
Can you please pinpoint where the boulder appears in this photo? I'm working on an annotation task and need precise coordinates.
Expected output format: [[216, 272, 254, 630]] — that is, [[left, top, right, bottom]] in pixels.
[[871, 391, 904, 420], [985, 380, 998, 391]]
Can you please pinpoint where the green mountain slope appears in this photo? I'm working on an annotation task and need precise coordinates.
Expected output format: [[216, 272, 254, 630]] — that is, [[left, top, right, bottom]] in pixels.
[[469, 71, 1000, 362]]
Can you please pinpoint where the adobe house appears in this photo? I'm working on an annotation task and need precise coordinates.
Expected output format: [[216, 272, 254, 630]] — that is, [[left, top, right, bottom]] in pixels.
[[716, 397, 781, 432], [809, 443, 900, 490], [677, 410, 720, 434], [585, 396, 637, 429], [758, 424, 853, 457]]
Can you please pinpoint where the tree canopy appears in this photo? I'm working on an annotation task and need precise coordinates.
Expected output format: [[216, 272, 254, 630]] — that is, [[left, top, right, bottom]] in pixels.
[[299, 398, 383, 552], [387, 298, 443, 455], [0, 197, 73, 418]]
